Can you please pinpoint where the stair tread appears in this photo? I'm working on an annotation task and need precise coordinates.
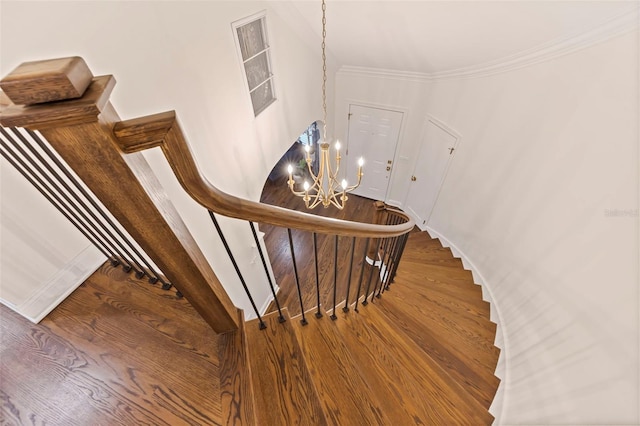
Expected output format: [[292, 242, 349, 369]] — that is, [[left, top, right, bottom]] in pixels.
[[245, 310, 328, 426], [397, 262, 475, 282], [403, 256, 465, 268], [339, 308, 495, 424], [391, 279, 495, 334], [291, 316, 401, 425], [393, 275, 491, 319], [377, 293, 500, 371], [370, 300, 501, 408], [218, 309, 256, 425]]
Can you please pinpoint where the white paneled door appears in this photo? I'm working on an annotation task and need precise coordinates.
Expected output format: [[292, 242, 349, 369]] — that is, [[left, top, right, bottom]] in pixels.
[[405, 116, 460, 229], [346, 104, 403, 201]]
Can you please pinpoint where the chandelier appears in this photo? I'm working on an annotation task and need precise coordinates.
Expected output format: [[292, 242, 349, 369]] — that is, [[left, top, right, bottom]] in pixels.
[[286, 0, 363, 210]]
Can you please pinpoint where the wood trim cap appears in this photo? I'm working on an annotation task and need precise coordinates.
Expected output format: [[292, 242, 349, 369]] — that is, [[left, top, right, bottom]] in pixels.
[[0, 57, 93, 105]]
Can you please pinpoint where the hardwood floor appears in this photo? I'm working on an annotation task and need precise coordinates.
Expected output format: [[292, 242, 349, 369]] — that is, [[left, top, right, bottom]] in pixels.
[[259, 176, 379, 317], [1, 176, 500, 425], [0, 263, 222, 425], [240, 230, 500, 425]]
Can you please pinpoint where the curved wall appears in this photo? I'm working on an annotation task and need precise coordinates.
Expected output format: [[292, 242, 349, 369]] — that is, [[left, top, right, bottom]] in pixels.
[[335, 29, 638, 424]]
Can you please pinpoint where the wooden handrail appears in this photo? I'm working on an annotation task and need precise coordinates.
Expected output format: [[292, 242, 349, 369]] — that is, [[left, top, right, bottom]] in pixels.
[[113, 111, 415, 238]]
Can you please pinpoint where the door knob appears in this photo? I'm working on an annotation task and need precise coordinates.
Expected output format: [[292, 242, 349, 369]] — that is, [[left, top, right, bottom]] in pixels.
[[386, 166, 391, 171], [411, 176, 417, 181]]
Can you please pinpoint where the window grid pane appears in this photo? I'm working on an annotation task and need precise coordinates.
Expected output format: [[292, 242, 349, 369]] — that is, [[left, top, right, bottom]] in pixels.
[[250, 79, 275, 116], [236, 19, 266, 60], [244, 51, 271, 91]]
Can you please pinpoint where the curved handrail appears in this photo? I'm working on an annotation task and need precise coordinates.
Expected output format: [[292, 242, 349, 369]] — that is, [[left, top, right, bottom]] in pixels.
[[113, 111, 414, 238]]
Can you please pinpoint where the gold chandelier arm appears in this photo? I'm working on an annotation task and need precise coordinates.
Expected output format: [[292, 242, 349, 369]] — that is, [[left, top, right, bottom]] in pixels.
[[343, 170, 363, 192], [305, 157, 318, 182], [114, 111, 414, 237]]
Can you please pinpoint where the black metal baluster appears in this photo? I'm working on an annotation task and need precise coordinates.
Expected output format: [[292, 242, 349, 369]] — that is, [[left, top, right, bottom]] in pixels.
[[0, 145, 117, 265], [1, 127, 146, 277], [378, 215, 402, 295], [342, 236, 356, 313], [388, 233, 409, 289], [313, 233, 322, 319], [362, 240, 382, 306], [384, 217, 403, 276], [0, 135, 137, 273], [381, 235, 400, 294], [249, 222, 285, 323], [383, 215, 405, 291], [353, 238, 370, 312], [209, 211, 266, 330], [330, 235, 338, 320], [21, 128, 169, 287], [374, 236, 392, 298], [287, 228, 307, 325]]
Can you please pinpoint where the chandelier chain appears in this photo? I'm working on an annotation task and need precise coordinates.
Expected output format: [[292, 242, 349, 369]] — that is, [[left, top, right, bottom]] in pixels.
[[321, 0, 327, 142], [286, 0, 363, 210]]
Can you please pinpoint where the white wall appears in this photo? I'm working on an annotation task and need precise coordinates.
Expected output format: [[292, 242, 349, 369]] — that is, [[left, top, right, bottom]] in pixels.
[[0, 153, 104, 320], [335, 29, 639, 425], [0, 1, 327, 319]]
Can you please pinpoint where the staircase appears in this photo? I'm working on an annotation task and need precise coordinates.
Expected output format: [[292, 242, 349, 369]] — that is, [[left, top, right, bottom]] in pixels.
[[220, 230, 501, 425], [0, 58, 500, 425]]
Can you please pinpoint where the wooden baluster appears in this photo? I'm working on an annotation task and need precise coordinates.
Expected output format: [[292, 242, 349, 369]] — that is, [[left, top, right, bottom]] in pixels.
[[367, 201, 387, 264]]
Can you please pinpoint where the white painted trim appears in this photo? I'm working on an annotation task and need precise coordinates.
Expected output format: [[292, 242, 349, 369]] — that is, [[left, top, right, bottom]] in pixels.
[[423, 115, 461, 226], [258, 283, 280, 317], [1, 245, 105, 323], [250, 228, 281, 318], [403, 115, 461, 229], [338, 8, 639, 82], [425, 225, 508, 425]]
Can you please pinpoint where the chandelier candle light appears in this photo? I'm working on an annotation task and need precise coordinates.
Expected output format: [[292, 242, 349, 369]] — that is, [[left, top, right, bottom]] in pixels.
[[286, 0, 364, 210]]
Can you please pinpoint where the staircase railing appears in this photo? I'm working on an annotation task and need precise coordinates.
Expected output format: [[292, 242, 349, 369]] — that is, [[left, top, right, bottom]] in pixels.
[[0, 57, 414, 333], [113, 111, 414, 328]]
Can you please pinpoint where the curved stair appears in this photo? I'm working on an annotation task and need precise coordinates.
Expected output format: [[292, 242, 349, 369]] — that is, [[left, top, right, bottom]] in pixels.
[[219, 230, 501, 425]]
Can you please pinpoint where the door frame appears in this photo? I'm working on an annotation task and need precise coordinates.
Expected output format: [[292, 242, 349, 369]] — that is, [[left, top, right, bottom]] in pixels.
[[405, 114, 462, 230], [342, 100, 409, 205]]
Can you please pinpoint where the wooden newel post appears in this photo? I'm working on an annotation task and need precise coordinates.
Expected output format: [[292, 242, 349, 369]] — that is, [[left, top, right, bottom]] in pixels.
[[0, 57, 239, 333], [367, 200, 387, 261]]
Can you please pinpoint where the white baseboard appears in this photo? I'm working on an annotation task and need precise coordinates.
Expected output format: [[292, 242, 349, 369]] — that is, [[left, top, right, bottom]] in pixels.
[[258, 284, 280, 318], [1, 245, 105, 323], [425, 225, 507, 425]]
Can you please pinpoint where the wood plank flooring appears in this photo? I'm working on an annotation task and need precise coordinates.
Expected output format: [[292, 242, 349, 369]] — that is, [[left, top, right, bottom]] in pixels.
[[0, 263, 222, 425], [2, 174, 500, 425], [244, 310, 327, 426], [239, 229, 500, 425]]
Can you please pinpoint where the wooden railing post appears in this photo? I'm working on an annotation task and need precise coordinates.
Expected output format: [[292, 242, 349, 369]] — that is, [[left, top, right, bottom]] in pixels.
[[367, 201, 387, 261], [0, 57, 239, 333]]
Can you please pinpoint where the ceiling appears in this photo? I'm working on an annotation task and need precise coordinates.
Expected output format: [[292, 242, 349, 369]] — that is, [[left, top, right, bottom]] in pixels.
[[273, 1, 638, 75]]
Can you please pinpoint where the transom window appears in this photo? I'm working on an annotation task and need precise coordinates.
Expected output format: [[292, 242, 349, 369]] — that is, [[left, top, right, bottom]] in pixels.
[[234, 12, 276, 116]]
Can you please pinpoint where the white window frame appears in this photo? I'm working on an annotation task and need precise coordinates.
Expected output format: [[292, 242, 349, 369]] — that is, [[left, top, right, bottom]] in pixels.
[[232, 11, 276, 117]]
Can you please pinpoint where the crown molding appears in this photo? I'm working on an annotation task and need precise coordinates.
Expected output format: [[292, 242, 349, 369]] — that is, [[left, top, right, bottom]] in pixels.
[[338, 7, 639, 82]]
